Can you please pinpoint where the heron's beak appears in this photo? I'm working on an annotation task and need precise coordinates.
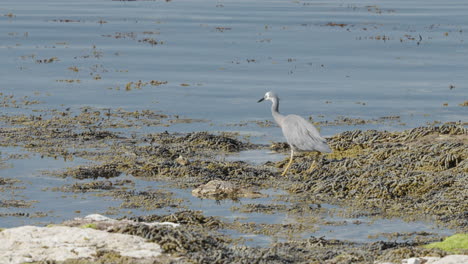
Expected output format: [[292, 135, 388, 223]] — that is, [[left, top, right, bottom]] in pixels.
[[257, 97, 265, 103]]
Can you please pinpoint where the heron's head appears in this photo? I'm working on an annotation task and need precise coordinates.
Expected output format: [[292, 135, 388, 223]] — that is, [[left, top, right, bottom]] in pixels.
[[257, 91, 278, 103]]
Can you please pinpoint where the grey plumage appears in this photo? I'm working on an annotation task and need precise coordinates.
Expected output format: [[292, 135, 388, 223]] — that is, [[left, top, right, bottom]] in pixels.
[[281, 115, 331, 153], [258, 91, 331, 176]]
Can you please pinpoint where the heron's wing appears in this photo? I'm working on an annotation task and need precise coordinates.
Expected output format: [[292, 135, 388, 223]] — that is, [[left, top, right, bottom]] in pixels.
[[281, 115, 331, 153]]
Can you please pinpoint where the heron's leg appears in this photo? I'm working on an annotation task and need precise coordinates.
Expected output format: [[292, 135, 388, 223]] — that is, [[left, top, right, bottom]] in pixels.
[[306, 152, 318, 173], [281, 149, 294, 176]]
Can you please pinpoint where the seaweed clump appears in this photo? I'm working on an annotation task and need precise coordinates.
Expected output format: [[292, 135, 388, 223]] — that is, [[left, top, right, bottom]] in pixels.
[[128, 210, 224, 229], [54, 163, 121, 180], [110, 218, 363, 263], [147, 131, 254, 153], [109, 221, 229, 257], [287, 124, 468, 230], [60, 179, 132, 193], [107, 189, 186, 211]]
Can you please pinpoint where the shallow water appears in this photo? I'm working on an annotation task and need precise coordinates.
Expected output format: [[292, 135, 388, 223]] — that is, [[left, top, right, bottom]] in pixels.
[[1, 0, 466, 136], [0, 0, 466, 245], [0, 146, 454, 246]]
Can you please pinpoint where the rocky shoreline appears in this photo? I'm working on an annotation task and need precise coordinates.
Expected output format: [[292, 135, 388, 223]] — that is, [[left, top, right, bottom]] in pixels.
[[0, 100, 467, 263]]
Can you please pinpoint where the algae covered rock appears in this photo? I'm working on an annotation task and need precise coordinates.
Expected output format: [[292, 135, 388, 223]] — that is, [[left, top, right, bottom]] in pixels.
[[288, 124, 468, 230], [192, 179, 266, 199], [424, 234, 468, 254]]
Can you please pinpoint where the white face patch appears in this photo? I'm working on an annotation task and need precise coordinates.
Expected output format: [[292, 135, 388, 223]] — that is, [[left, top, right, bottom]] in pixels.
[[264, 91, 276, 101]]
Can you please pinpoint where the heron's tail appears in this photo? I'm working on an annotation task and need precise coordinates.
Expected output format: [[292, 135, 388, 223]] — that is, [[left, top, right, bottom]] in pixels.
[[317, 142, 332, 153]]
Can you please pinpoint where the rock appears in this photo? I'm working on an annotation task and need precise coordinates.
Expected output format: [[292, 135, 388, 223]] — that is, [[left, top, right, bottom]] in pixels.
[[176, 155, 190, 166], [0, 214, 180, 264], [192, 179, 266, 199], [0, 225, 163, 264], [62, 213, 180, 230], [432, 255, 468, 264], [422, 257, 444, 264], [406, 258, 422, 264], [401, 255, 468, 264], [85, 213, 110, 221]]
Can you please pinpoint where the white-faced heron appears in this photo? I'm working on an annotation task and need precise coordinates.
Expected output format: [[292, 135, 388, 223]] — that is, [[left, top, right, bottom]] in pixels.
[[258, 91, 332, 176]]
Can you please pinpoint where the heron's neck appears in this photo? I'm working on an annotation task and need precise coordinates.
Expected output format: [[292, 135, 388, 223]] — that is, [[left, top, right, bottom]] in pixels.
[[271, 97, 284, 125]]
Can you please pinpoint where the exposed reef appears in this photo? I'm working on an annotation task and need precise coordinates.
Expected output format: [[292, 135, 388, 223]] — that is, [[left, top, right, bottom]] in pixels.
[[0, 100, 466, 263]]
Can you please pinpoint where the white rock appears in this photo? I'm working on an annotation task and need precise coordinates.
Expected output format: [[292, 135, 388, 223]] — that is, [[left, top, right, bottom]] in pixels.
[[0, 225, 163, 264], [147, 221, 180, 228], [421, 257, 442, 264], [405, 258, 422, 264], [432, 255, 468, 264], [66, 214, 180, 229], [85, 213, 180, 227], [84, 213, 113, 221], [401, 255, 468, 264]]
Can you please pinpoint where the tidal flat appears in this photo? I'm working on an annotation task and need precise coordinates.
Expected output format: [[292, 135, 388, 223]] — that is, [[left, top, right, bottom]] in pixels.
[[1, 0, 467, 263], [0, 98, 466, 263]]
